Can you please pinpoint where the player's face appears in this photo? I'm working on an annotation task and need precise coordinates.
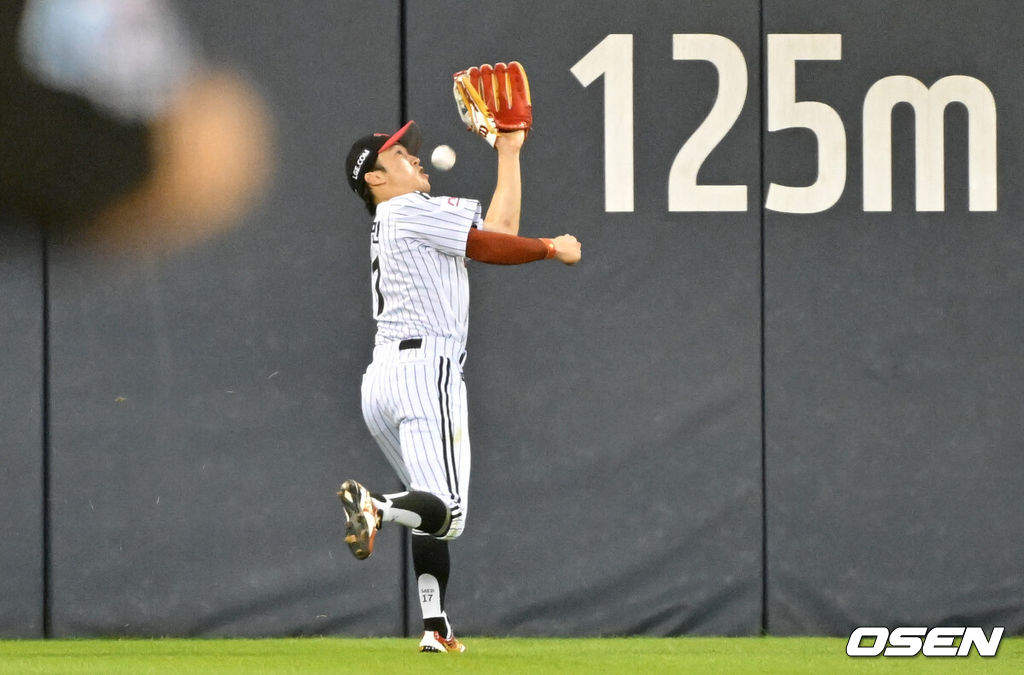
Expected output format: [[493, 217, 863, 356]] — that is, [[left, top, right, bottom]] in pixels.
[[376, 144, 430, 194]]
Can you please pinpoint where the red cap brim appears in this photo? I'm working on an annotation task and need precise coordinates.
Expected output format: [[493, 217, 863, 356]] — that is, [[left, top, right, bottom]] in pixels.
[[378, 120, 422, 155]]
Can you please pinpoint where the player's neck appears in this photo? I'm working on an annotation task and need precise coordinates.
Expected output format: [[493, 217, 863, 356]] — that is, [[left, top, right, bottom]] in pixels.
[[375, 187, 427, 205]]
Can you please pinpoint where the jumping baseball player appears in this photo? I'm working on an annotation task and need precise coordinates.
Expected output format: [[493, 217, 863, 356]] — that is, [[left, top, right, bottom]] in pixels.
[[338, 62, 581, 653]]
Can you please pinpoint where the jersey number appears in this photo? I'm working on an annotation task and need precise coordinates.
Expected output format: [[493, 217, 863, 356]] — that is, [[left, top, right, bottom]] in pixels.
[[371, 257, 385, 316]]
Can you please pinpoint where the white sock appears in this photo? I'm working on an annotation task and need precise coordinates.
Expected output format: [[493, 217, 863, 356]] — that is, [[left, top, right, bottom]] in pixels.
[[418, 574, 444, 624]]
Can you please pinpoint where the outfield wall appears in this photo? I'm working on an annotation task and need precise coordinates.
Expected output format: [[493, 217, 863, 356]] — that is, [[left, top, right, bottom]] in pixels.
[[1, 0, 1022, 638]]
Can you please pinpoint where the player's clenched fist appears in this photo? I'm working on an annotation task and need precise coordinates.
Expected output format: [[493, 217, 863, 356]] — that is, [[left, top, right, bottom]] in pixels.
[[551, 234, 582, 265]]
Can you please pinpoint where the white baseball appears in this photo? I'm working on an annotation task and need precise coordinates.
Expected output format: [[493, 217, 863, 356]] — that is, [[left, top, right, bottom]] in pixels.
[[431, 145, 456, 171]]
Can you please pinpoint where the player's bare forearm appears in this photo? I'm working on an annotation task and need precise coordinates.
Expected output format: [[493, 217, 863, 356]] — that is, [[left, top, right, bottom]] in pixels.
[[482, 132, 525, 235]]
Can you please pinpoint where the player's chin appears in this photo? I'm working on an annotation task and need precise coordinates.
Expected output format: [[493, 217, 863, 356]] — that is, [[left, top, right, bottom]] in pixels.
[[420, 175, 431, 191]]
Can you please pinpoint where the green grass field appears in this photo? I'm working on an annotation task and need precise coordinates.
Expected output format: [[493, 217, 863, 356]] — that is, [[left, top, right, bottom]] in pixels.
[[0, 637, 1020, 674]]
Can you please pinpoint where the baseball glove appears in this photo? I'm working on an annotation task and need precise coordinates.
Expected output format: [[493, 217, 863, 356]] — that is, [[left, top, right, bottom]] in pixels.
[[452, 61, 532, 147]]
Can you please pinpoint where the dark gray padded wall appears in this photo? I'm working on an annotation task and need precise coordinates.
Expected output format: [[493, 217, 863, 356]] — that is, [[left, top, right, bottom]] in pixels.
[[407, 0, 764, 636], [0, 213, 44, 637], [20, 0, 1023, 640], [46, 1, 406, 636], [764, 0, 1024, 634]]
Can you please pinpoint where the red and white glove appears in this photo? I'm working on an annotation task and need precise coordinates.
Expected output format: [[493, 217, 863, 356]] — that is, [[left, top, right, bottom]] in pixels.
[[452, 61, 532, 147]]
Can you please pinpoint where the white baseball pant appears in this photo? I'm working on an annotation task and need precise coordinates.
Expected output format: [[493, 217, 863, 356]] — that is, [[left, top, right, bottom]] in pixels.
[[360, 336, 470, 540]]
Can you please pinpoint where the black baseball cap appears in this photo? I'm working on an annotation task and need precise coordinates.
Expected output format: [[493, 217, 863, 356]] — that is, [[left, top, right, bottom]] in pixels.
[[346, 121, 423, 194]]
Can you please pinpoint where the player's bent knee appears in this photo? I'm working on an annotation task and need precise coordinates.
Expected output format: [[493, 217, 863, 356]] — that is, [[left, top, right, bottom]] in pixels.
[[437, 511, 467, 540], [423, 492, 467, 540]]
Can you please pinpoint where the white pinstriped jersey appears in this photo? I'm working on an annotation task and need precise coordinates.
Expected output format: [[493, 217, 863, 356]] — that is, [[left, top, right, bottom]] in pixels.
[[369, 191, 482, 347]]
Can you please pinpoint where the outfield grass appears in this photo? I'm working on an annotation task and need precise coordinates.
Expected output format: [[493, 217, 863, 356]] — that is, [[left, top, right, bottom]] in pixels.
[[0, 636, 1020, 674]]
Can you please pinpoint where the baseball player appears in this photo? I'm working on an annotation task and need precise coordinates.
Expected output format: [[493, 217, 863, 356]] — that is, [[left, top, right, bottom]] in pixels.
[[338, 62, 581, 653]]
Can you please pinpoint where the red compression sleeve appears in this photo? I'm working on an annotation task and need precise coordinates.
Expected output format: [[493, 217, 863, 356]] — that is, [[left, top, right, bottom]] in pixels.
[[465, 227, 554, 265]]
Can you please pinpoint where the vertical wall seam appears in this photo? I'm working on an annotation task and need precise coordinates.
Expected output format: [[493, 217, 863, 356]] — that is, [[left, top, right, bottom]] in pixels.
[[758, 0, 770, 637], [41, 231, 51, 638], [397, 0, 411, 641]]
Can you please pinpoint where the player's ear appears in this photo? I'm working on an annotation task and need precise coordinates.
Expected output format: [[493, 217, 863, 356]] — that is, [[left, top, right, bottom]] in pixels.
[[364, 168, 386, 188]]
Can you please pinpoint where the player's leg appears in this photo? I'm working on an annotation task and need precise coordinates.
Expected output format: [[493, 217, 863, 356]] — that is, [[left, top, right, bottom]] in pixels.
[[361, 359, 456, 534], [337, 480, 451, 559], [337, 364, 393, 560], [397, 357, 471, 539], [360, 354, 471, 535], [372, 490, 450, 534], [342, 359, 458, 559], [395, 357, 470, 651], [346, 354, 470, 652], [412, 533, 465, 653]]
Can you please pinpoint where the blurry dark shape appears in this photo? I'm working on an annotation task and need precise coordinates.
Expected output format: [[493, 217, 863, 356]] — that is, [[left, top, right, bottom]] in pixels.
[[1, 0, 272, 253]]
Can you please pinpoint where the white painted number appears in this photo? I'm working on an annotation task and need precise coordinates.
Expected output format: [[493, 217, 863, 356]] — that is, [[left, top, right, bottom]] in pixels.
[[669, 34, 748, 212], [573, 33, 998, 214], [765, 34, 846, 213], [570, 33, 634, 212]]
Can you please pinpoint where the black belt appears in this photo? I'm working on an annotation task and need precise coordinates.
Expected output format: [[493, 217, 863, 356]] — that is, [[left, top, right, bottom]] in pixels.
[[398, 338, 466, 369]]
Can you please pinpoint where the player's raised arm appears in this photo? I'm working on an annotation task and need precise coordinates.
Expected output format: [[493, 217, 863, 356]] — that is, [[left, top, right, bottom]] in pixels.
[[482, 131, 524, 235], [452, 61, 579, 264]]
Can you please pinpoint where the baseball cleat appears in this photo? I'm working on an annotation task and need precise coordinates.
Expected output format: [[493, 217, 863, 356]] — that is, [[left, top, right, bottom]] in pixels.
[[418, 630, 466, 653], [337, 479, 380, 560]]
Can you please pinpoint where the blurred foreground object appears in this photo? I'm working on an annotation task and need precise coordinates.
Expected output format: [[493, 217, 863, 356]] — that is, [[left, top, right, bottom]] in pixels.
[[1, 0, 273, 253], [89, 68, 273, 253]]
